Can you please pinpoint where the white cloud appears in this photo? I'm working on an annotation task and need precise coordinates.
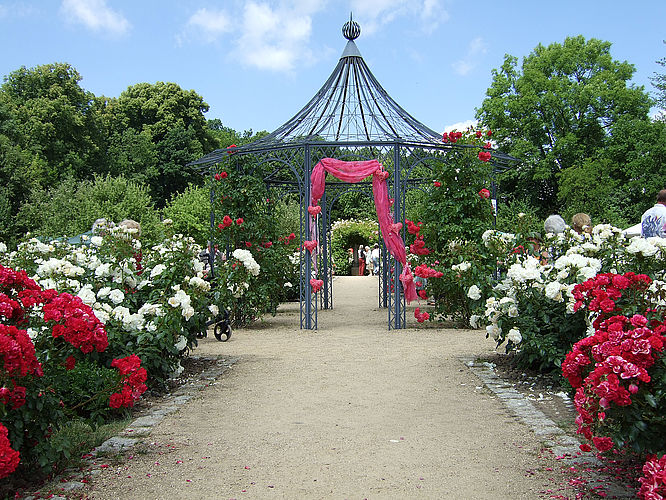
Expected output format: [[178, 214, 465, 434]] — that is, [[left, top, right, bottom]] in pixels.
[[179, 8, 232, 45], [60, 0, 130, 36], [237, 1, 316, 71], [452, 36, 487, 76], [178, 1, 326, 73], [350, 0, 447, 35], [443, 119, 477, 133]]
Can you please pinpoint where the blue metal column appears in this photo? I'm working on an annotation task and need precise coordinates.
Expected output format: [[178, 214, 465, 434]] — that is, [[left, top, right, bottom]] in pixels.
[[391, 143, 405, 329], [320, 190, 332, 309], [301, 145, 317, 329]]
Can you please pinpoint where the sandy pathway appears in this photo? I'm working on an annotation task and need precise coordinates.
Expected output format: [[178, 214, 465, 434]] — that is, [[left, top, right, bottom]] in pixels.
[[87, 276, 565, 499]]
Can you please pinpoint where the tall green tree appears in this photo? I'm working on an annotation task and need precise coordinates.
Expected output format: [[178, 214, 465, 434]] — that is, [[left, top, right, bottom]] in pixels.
[[651, 40, 666, 114], [476, 36, 651, 216], [0, 63, 103, 186], [102, 82, 217, 204]]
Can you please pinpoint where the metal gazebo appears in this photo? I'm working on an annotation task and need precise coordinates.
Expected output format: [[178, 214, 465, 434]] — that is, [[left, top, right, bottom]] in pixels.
[[190, 16, 513, 330]]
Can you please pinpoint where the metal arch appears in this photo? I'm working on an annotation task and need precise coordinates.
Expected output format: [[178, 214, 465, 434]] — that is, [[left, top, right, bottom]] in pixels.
[[319, 180, 377, 310]]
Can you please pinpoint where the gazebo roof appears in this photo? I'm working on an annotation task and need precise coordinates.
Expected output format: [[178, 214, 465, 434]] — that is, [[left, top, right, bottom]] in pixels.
[[251, 19, 442, 146], [190, 16, 443, 167]]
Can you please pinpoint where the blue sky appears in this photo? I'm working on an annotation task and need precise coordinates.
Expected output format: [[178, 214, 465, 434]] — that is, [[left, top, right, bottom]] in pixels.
[[1, 0, 664, 134]]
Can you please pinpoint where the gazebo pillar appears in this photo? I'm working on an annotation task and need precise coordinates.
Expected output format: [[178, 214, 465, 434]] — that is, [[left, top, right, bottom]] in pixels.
[[389, 143, 406, 330], [300, 145, 317, 330]]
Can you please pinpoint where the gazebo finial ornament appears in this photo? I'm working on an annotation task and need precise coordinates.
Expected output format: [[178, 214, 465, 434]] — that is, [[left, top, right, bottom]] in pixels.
[[342, 12, 360, 40]]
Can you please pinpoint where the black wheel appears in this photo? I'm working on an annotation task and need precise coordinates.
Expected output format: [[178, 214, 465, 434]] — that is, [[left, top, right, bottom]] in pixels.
[[214, 322, 232, 342]]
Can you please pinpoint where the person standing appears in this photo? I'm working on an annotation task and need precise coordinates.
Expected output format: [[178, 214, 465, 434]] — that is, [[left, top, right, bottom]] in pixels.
[[371, 244, 380, 275], [358, 245, 366, 276], [641, 189, 666, 238]]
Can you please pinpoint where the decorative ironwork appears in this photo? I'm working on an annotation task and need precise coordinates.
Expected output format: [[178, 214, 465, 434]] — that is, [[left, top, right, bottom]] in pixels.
[[190, 16, 516, 331]]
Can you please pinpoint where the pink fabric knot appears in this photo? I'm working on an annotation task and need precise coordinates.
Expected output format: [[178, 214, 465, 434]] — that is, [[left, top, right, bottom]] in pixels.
[[390, 223, 402, 234], [307, 205, 322, 216], [310, 279, 324, 293], [303, 240, 318, 253], [374, 169, 390, 181]]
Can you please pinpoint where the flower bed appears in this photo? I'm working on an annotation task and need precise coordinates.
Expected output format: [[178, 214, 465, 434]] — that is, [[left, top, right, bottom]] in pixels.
[[0, 221, 210, 482]]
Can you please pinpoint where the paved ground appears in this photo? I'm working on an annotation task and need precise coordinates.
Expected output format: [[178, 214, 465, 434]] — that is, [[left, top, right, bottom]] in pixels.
[[87, 276, 572, 499]]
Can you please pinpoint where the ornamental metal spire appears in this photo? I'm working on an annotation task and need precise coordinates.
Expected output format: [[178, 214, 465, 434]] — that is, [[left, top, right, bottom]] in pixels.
[[250, 16, 442, 145]]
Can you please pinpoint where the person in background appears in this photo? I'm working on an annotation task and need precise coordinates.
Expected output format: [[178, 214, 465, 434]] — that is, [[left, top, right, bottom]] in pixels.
[[544, 214, 566, 235], [371, 244, 380, 275], [641, 189, 666, 238], [571, 213, 592, 234], [364, 246, 372, 276], [358, 245, 366, 276]]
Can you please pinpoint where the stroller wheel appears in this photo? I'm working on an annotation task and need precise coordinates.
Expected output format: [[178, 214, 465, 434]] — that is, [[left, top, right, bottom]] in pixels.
[[214, 322, 232, 342]]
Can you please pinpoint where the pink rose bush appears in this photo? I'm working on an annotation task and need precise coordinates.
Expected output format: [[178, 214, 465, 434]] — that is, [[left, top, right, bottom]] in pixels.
[[563, 272, 666, 499]]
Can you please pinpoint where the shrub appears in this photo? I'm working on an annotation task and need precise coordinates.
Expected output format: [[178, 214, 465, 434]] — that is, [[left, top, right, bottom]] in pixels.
[[163, 184, 211, 247], [17, 175, 163, 244]]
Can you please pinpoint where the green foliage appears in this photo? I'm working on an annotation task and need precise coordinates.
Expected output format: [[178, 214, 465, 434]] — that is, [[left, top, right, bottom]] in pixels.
[[0, 63, 102, 186], [651, 40, 666, 113], [210, 168, 300, 326], [100, 81, 217, 204], [420, 135, 494, 249], [17, 174, 163, 244], [330, 191, 375, 223], [163, 184, 211, 247], [330, 219, 378, 275], [495, 199, 542, 235], [477, 35, 652, 218]]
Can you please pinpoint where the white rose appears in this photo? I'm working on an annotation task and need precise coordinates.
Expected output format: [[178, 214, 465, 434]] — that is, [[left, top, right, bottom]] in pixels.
[[168, 296, 180, 308], [469, 314, 480, 329], [108, 289, 125, 305], [507, 305, 519, 318], [77, 285, 97, 306], [507, 328, 522, 344], [467, 285, 482, 301], [0, 242, 6, 252], [150, 264, 167, 278], [182, 306, 195, 321], [208, 304, 219, 316], [485, 324, 501, 340], [97, 286, 111, 299], [545, 281, 563, 302], [175, 335, 188, 351], [90, 236, 103, 246]]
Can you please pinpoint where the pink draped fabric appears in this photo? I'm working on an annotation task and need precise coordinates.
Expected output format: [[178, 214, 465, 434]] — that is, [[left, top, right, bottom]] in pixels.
[[309, 158, 418, 304]]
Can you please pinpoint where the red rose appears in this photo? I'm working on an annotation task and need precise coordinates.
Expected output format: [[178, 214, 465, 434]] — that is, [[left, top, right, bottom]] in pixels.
[[433, 181, 441, 187], [245, 241, 252, 248], [579, 444, 592, 452], [478, 188, 491, 199], [10, 386, 26, 410], [441, 132, 449, 142], [236, 218, 244, 225], [478, 151, 492, 162], [487, 130, 492, 137], [65, 356, 76, 371], [592, 436, 614, 452], [109, 393, 123, 409], [221, 215, 233, 228], [475, 130, 482, 138]]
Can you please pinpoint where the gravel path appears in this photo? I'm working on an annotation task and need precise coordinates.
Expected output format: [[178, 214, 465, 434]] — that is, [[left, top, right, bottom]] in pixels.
[[87, 276, 566, 499]]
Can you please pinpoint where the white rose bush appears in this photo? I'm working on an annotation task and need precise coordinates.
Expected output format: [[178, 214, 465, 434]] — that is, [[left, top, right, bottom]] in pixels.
[[1, 222, 210, 391], [474, 225, 666, 371]]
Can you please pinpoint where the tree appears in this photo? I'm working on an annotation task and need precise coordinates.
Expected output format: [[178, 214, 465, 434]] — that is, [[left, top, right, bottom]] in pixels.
[[651, 40, 666, 114], [476, 36, 652, 216], [103, 82, 218, 204], [0, 63, 102, 187]]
